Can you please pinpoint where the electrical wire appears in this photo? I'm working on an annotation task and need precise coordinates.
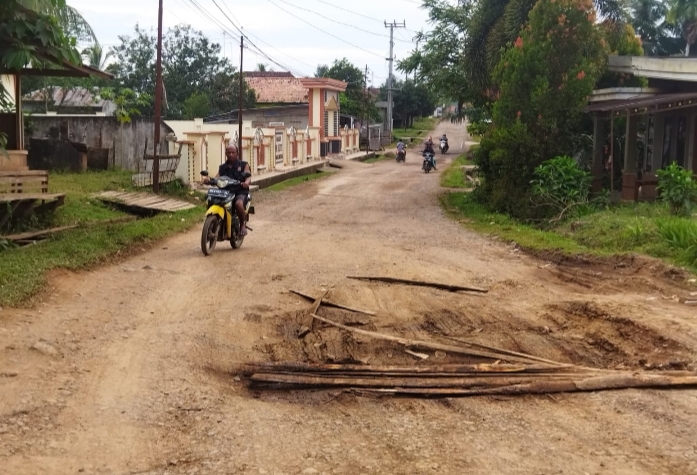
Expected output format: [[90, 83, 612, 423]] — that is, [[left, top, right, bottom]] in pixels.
[[271, 0, 412, 43], [210, 0, 312, 77], [263, 0, 384, 58]]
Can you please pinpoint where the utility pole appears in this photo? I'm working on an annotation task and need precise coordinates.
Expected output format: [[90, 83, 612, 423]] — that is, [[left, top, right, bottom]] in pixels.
[[384, 20, 405, 138], [152, 0, 164, 193], [363, 64, 368, 150], [238, 35, 244, 150]]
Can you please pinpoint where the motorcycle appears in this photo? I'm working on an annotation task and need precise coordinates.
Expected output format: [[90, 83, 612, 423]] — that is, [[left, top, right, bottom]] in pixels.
[[396, 149, 406, 163], [440, 140, 449, 154], [199, 170, 254, 256], [422, 152, 435, 173]]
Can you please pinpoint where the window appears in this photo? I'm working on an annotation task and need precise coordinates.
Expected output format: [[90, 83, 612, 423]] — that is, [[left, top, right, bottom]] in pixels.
[[334, 110, 339, 137], [676, 116, 687, 167], [324, 90, 327, 103], [324, 110, 329, 137]]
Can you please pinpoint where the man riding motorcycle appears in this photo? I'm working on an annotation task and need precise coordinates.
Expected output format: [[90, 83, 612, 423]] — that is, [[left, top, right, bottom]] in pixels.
[[423, 136, 437, 170], [203, 144, 251, 236], [440, 134, 449, 152]]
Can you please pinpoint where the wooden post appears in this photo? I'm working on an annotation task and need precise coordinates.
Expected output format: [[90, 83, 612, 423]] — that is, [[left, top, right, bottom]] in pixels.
[[152, 0, 164, 193]]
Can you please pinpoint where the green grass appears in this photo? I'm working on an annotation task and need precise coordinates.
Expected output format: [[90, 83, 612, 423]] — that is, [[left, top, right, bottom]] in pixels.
[[265, 171, 328, 191], [441, 153, 475, 189], [442, 192, 697, 273], [393, 117, 439, 143], [0, 170, 204, 307]]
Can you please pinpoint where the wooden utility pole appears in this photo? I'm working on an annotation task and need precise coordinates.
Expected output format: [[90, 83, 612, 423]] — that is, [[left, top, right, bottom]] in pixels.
[[363, 64, 368, 150], [238, 35, 244, 150], [152, 0, 164, 193]]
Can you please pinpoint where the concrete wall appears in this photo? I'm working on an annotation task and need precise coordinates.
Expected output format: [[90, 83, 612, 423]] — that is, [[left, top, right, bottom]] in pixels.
[[26, 115, 170, 171]]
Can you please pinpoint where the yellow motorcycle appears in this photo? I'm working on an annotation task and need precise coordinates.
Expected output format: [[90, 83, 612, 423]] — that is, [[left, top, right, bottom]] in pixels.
[[199, 170, 254, 256]]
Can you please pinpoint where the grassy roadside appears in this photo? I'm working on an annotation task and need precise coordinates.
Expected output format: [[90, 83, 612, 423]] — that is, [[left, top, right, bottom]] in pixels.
[[393, 117, 439, 143], [0, 171, 203, 307], [440, 153, 474, 189], [441, 192, 697, 274], [265, 171, 329, 191], [365, 152, 395, 164]]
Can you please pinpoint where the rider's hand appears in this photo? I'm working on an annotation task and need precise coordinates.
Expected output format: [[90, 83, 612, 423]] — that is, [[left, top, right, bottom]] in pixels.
[[241, 182, 250, 189], [202, 177, 210, 184]]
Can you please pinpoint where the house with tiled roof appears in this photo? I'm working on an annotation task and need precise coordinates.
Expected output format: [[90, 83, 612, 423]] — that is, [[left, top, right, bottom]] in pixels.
[[243, 72, 308, 105]]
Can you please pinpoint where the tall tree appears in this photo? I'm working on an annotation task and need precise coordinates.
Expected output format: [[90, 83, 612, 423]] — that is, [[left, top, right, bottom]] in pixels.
[[107, 24, 256, 118], [398, 0, 471, 114], [667, 0, 697, 55], [379, 79, 437, 128], [315, 58, 368, 117]]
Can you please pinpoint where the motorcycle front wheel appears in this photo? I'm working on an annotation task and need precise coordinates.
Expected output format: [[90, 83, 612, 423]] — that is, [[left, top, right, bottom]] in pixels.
[[201, 215, 220, 256]]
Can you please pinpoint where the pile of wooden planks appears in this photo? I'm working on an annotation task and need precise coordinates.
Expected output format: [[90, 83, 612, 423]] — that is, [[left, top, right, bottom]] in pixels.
[[95, 191, 196, 215], [241, 361, 697, 397], [243, 279, 697, 398]]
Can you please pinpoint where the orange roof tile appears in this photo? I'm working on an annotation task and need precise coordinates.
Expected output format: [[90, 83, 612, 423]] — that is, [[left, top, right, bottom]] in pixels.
[[244, 75, 308, 104]]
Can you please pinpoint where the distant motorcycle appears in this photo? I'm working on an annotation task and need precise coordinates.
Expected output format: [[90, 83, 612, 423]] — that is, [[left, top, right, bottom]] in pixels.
[[396, 149, 406, 163], [439, 139, 449, 154], [422, 152, 435, 173]]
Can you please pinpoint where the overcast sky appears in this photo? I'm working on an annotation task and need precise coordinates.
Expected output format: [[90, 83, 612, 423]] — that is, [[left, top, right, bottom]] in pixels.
[[68, 0, 436, 86]]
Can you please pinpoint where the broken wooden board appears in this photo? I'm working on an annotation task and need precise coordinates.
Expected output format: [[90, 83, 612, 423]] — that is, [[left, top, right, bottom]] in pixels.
[[0, 193, 66, 229], [2, 216, 138, 245], [94, 191, 196, 215], [347, 276, 488, 293]]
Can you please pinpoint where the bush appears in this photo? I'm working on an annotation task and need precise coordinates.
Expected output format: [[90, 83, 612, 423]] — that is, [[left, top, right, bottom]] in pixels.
[[530, 156, 591, 219], [656, 163, 697, 216], [467, 121, 490, 137]]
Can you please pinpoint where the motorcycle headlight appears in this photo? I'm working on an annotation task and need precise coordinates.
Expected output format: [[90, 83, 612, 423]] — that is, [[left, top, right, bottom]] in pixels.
[[217, 179, 229, 188]]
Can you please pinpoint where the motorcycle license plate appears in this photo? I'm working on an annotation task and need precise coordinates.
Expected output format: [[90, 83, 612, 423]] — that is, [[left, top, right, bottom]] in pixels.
[[207, 189, 230, 198]]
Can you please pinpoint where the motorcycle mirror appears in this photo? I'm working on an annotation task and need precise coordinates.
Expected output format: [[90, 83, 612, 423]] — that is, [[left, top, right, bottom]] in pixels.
[[200, 170, 209, 177]]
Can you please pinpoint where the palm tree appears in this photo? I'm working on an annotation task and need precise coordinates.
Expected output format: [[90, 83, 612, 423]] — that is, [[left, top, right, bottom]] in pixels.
[[667, 0, 697, 55], [632, 0, 683, 55], [256, 63, 269, 72], [20, 0, 97, 44], [82, 43, 113, 70]]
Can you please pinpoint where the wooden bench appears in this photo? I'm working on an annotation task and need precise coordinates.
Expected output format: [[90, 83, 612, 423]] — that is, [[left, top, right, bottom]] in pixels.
[[0, 170, 49, 194]]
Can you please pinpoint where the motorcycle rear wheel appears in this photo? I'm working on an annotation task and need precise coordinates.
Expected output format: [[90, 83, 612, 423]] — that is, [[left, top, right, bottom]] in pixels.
[[201, 215, 220, 256]]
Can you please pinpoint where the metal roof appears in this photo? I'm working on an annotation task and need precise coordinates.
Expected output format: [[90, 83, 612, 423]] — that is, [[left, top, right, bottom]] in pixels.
[[584, 92, 697, 116]]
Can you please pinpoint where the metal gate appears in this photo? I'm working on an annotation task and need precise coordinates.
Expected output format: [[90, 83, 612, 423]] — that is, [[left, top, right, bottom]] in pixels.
[[275, 129, 283, 164]]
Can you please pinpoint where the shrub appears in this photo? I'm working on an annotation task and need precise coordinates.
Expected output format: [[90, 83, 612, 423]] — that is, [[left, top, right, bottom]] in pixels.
[[530, 156, 591, 219], [656, 163, 697, 216]]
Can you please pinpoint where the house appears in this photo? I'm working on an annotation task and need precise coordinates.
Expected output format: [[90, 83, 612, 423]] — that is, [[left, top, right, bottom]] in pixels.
[[587, 56, 697, 201], [300, 77, 348, 156], [23, 86, 116, 115]]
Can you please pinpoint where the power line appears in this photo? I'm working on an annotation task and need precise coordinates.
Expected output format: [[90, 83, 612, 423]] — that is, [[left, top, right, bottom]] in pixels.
[[307, 0, 420, 33], [264, 0, 384, 58], [272, 0, 412, 43], [210, 0, 312, 76]]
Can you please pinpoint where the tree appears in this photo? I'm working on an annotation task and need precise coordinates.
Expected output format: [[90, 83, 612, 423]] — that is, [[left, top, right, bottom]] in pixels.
[[463, 0, 625, 101], [398, 0, 472, 115], [0, 0, 82, 150], [315, 58, 367, 117], [474, 0, 606, 216], [19, 0, 97, 44], [183, 91, 211, 119], [82, 43, 113, 70], [379, 79, 437, 128], [631, 0, 683, 55], [107, 24, 256, 118], [667, 0, 697, 55], [256, 63, 270, 72]]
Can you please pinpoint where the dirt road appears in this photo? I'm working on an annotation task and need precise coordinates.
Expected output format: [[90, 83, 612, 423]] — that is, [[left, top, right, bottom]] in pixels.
[[2, 122, 697, 475]]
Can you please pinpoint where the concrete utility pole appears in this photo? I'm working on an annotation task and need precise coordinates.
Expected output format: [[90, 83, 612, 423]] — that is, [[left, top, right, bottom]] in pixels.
[[239, 35, 244, 150], [384, 20, 405, 138], [152, 0, 164, 193], [363, 64, 369, 148]]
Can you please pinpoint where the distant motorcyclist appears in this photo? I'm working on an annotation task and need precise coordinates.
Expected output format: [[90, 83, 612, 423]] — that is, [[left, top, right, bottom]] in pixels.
[[396, 140, 406, 161]]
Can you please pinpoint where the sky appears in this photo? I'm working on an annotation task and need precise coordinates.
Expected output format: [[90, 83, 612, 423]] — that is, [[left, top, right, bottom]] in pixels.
[[68, 0, 435, 87]]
